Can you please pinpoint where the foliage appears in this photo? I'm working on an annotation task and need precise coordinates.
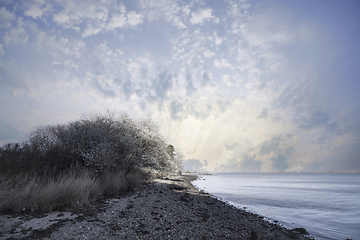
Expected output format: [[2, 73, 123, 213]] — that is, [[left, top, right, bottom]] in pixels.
[[0, 112, 182, 213], [0, 113, 181, 175]]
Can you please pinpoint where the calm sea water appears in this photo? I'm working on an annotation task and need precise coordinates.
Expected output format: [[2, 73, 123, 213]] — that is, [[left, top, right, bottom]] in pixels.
[[192, 173, 360, 240]]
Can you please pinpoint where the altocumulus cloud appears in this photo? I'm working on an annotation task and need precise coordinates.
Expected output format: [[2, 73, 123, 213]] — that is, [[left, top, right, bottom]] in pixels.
[[0, 0, 359, 172]]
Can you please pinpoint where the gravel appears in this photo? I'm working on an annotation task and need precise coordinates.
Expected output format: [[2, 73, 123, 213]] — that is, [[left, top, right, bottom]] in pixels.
[[1, 175, 314, 239]]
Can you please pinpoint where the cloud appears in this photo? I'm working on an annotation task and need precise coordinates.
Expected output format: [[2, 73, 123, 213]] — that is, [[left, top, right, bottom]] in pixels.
[[217, 159, 239, 173], [150, 70, 173, 101], [240, 7, 293, 48], [304, 138, 360, 172], [83, 72, 116, 98], [170, 101, 183, 120], [182, 159, 207, 172], [2, 18, 29, 45], [254, 136, 297, 172], [235, 46, 257, 72], [341, 106, 360, 138], [51, 1, 144, 36], [217, 139, 255, 172], [270, 154, 289, 172], [0, 0, 358, 174], [203, 49, 215, 58], [23, 1, 52, 19], [275, 77, 336, 133], [106, 13, 126, 31], [81, 9, 141, 36], [52, 0, 110, 29], [185, 72, 196, 96], [276, 76, 315, 110], [190, 8, 216, 25], [240, 155, 262, 172], [0, 58, 30, 93], [214, 58, 233, 69], [283, 146, 295, 156], [216, 99, 232, 113], [120, 79, 133, 99], [0, 44, 4, 56], [127, 11, 143, 27], [92, 41, 123, 68], [28, 23, 86, 57], [201, 71, 211, 86], [222, 74, 232, 86], [63, 59, 78, 68], [93, 78, 116, 98], [259, 137, 280, 156], [139, 0, 187, 29], [186, 101, 212, 120], [297, 111, 330, 130], [212, 30, 225, 45], [0, 119, 27, 144], [0, 7, 16, 22], [82, 24, 102, 37], [224, 2, 291, 83], [257, 108, 268, 119], [53, 12, 70, 25]]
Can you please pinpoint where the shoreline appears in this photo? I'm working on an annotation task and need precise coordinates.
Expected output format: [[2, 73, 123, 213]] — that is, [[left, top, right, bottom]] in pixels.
[[0, 174, 313, 239]]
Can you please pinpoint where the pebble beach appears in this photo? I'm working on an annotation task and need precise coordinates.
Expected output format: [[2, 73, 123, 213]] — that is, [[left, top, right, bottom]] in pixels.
[[0, 175, 313, 239]]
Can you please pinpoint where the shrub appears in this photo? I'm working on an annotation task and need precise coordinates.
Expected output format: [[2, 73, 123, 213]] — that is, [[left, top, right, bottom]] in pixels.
[[0, 112, 183, 213], [0, 112, 182, 176]]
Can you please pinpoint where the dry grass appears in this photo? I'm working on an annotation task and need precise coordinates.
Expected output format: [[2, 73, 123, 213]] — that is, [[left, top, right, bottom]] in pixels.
[[100, 169, 129, 196], [0, 170, 102, 213], [0, 113, 182, 214], [0, 167, 151, 214]]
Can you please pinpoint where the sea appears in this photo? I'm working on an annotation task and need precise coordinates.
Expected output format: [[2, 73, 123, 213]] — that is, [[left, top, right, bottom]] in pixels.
[[192, 173, 360, 240]]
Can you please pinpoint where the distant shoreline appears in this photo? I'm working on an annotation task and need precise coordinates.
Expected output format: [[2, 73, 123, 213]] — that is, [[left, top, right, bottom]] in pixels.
[[183, 170, 360, 174]]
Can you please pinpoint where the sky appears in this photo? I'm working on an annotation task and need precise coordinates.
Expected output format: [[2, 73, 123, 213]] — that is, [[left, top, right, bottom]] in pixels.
[[1, 0, 360, 173]]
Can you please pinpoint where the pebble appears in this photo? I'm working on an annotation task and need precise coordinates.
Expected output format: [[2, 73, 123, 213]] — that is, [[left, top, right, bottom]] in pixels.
[[3, 175, 314, 240]]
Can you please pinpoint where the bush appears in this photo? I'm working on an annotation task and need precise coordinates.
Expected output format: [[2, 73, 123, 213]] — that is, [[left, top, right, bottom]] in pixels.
[[0, 112, 182, 213], [0, 113, 181, 175]]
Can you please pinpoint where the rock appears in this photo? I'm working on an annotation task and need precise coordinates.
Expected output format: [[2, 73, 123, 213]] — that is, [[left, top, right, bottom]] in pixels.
[[250, 230, 258, 240], [2, 175, 313, 240], [292, 227, 309, 235]]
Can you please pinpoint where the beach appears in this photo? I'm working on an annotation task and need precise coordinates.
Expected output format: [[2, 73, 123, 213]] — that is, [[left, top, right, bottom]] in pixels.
[[0, 175, 312, 239]]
